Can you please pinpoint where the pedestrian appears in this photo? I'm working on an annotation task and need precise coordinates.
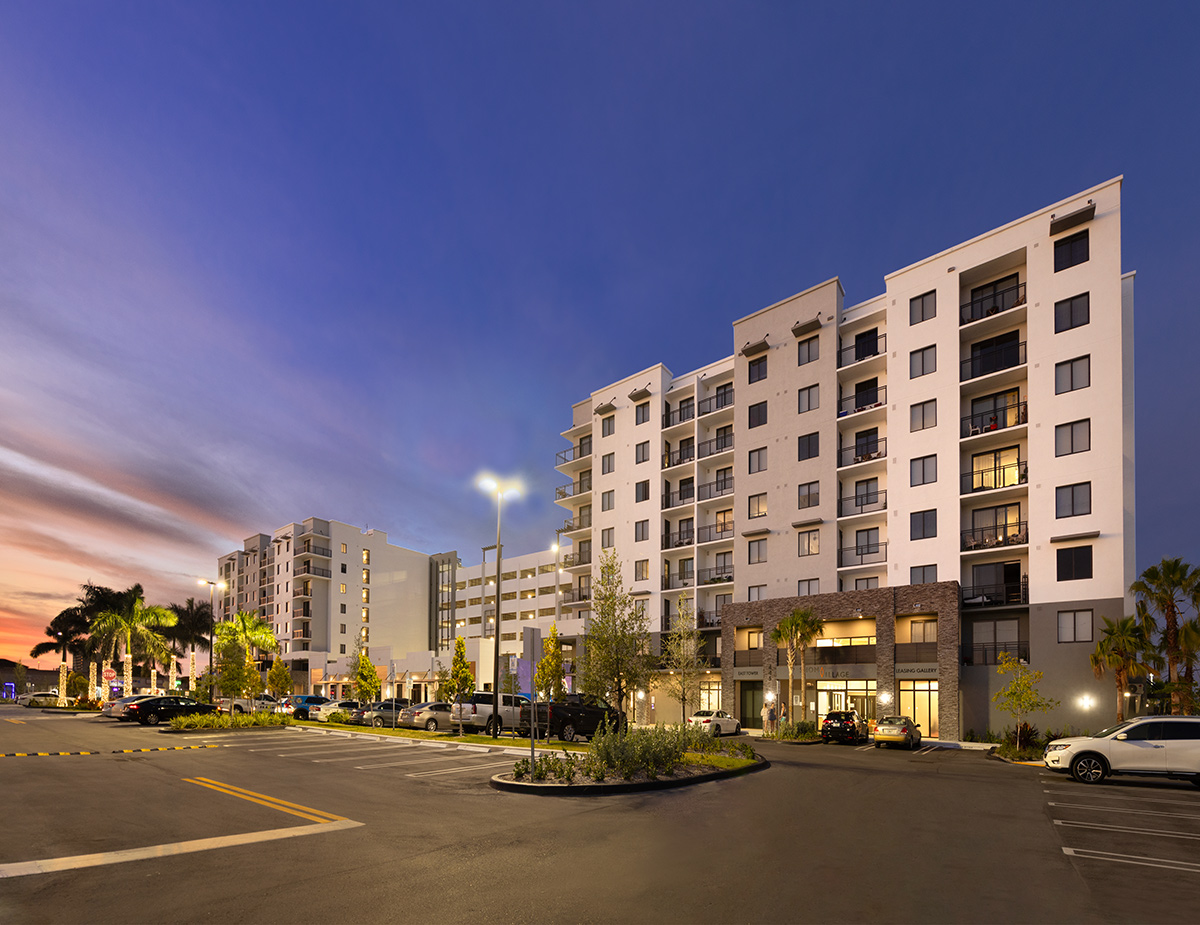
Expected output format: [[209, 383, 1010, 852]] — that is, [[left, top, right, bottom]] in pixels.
[[760, 700, 770, 735], [778, 702, 787, 732], [766, 702, 777, 736]]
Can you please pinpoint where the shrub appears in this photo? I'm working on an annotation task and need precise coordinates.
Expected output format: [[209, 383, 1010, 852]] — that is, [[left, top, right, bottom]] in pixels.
[[773, 719, 818, 741], [168, 710, 291, 730], [512, 758, 530, 781], [327, 711, 353, 724]]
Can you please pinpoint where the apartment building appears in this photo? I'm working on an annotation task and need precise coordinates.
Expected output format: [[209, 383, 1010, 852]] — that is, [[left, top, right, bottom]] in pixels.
[[554, 177, 1134, 736]]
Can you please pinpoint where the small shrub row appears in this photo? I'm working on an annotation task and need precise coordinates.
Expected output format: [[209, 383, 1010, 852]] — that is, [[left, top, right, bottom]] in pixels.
[[767, 719, 819, 741], [169, 710, 291, 730]]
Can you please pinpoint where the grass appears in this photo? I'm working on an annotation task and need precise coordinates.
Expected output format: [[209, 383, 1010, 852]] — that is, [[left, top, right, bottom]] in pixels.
[[294, 719, 591, 750], [681, 752, 758, 771]]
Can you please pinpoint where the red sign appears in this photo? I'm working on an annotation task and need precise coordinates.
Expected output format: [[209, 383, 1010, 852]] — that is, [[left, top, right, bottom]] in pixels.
[[103, 669, 117, 681]]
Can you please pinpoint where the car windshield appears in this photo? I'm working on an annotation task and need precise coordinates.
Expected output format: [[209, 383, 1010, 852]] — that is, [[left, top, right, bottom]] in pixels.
[[826, 712, 851, 721], [879, 716, 905, 724], [1092, 721, 1133, 738], [693, 711, 713, 717]]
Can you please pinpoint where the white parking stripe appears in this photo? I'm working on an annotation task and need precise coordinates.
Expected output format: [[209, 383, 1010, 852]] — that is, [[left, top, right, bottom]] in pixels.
[[311, 747, 411, 762], [1044, 789, 1200, 807], [405, 760, 514, 778], [355, 754, 483, 770], [1047, 801, 1200, 820], [1063, 847, 1200, 872], [1054, 819, 1200, 840]]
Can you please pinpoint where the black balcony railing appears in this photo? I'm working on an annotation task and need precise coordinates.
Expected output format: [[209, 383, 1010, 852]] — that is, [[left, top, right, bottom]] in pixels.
[[555, 443, 592, 466], [804, 644, 876, 665], [562, 551, 591, 568], [559, 514, 592, 533], [837, 438, 886, 468], [960, 641, 1031, 665], [960, 281, 1026, 325], [961, 341, 1027, 381], [562, 587, 592, 604], [837, 335, 886, 369], [293, 585, 312, 599], [663, 405, 696, 428], [698, 389, 735, 416], [894, 642, 938, 663], [697, 608, 723, 628], [301, 543, 332, 557], [837, 386, 886, 417], [838, 542, 887, 568], [662, 487, 696, 509], [838, 490, 886, 517], [733, 650, 764, 667], [661, 530, 695, 550], [961, 460, 1028, 494], [697, 522, 734, 544], [961, 521, 1028, 551], [697, 433, 734, 459], [294, 563, 332, 578], [697, 477, 735, 501], [661, 573, 694, 591], [555, 479, 591, 500], [961, 401, 1027, 438], [961, 581, 1029, 608], [698, 565, 735, 585], [292, 629, 311, 640], [662, 446, 696, 469]]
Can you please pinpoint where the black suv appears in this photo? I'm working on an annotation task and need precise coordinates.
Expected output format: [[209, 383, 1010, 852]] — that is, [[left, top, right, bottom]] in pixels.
[[821, 710, 869, 744]]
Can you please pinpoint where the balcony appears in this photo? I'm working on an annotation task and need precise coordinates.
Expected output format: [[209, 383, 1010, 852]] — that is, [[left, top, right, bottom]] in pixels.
[[697, 433, 734, 459], [894, 642, 938, 663], [805, 644, 876, 666], [661, 529, 695, 550], [837, 335, 886, 369], [293, 585, 313, 599], [555, 443, 592, 467], [837, 490, 886, 518], [837, 386, 886, 418], [698, 389, 735, 416], [697, 477, 735, 501], [562, 587, 592, 605], [697, 522, 734, 544], [960, 640, 1031, 665], [697, 608, 723, 628], [961, 461, 1028, 494], [299, 542, 332, 558], [961, 581, 1029, 608], [661, 573, 694, 591], [558, 514, 592, 534], [960, 281, 1026, 326], [663, 405, 696, 428], [961, 521, 1028, 552], [837, 438, 886, 469], [697, 565, 734, 585], [662, 447, 696, 469], [960, 341, 1026, 382], [838, 542, 887, 568], [555, 479, 591, 500], [294, 563, 332, 579], [561, 551, 591, 568], [292, 629, 311, 640], [733, 649, 764, 667], [961, 401, 1027, 438], [662, 487, 695, 510]]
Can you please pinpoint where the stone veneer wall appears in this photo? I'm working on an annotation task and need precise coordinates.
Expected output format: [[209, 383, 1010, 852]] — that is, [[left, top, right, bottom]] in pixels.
[[721, 582, 962, 738]]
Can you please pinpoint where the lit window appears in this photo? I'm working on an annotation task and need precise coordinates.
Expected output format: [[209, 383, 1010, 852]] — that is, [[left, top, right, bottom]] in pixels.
[[634, 560, 649, 581], [748, 493, 767, 519], [797, 530, 819, 557], [341, 543, 348, 554], [362, 549, 370, 565]]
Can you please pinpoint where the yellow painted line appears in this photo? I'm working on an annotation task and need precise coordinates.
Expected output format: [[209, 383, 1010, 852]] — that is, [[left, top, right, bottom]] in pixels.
[[5, 719, 26, 724], [184, 778, 346, 824]]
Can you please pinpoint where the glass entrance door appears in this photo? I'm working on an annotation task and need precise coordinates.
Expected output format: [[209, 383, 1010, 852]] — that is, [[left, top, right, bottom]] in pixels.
[[899, 681, 939, 738], [740, 681, 763, 729]]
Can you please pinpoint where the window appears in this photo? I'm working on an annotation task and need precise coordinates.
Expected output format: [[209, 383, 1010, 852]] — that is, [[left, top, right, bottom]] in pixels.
[[362, 549, 370, 565], [634, 560, 649, 581], [748, 401, 768, 428], [1055, 419, 1091, 456], [634, 520, 649, 542], [1055, 356, 1090, 394], [341, 543, 348, 554], [748, 355, 767, 383], [910, 399, 937, 432], [1056, 482, 1092, 518], [361, 569, 370, 583], [341, 563, 347, 574], [601, 528, 614, 549], [340, 623, 346, 634], [1054, 293, 1090, 332], [1057, 609, 1093, 643], [748, 585, 766, 602], [748, 538, 767, 564], [601, 415, 614, 436], [602, 453, 614, 474], [910, 454, 937, 486], [797, 336, 819, 366], [340, 583, 346, 594], [749, 493, 767, 519], [635, 481, 649, 502], [636, 441, 649, 463], [797, 432, 819, 461], [1054, 230, 1089, 272], [602, 490, 614, 511], [361, 589, 369, 603], [797, 578, 819, 596], [798, 530, 819, 557], [855, 577, 879, 590], [361, 608, 369, 623], [797, 384, 819, 413], [1057, 546, 1093, 581], [340, 603, 346, 614], [636, 402, 649, 425], [339, 644, 346, 654], [911, 565, 937, 585], [910, 290, 936, 325], [910, 345, 936, 378], [911, 509, 937, 540], [797, 481, 819, 509], [749, 447, 767, 473]]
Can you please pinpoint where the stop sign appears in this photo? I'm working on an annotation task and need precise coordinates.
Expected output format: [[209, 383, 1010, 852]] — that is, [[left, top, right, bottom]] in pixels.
[[103, 669, 117, 681]]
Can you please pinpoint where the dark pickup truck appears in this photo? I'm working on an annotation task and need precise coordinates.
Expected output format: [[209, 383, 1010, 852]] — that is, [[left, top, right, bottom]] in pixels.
[[521, 693, 626, 742]]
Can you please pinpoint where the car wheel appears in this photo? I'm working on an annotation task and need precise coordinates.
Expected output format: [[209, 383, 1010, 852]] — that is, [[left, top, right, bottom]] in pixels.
[[372, 717, 384, 727], [1071, 753, 1108, 784], [559, 723, 577, 743], [874, 741, 881, 748], [712, 725, 721, 737], [145, 713, 160, 726], [908, 736, 916, 750], [425, 718, 438, 731], [734, 724, 741, 735], [296, 710, 308, 721], [485, 716, 501, 736], [233, 705, 244, 714]]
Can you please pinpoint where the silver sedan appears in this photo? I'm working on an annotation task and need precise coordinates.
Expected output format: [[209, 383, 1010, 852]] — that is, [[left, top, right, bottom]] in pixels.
[[399, 702, 452, 731]]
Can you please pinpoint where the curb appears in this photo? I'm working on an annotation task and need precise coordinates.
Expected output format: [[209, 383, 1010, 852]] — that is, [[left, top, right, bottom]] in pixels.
[[489, 756, 769, 796], [162, 724, 294, 734]]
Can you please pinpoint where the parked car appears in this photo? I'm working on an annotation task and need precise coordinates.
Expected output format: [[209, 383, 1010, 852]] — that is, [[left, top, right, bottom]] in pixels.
[[451, 691, 528, 734], [102, 695, 153, 720], [399, 702, 452, 731], [821, 710, 869, 744], [17, 691, 58, 707], [124, 696, 218, 726], [688, 709, 741, 737], [1044, 716, 1200, 785], [276, 695, 329, 720], [521, 694, 625, 742], [874, 715, 922, 749], [352, 699, 411, 728], [214, 693, 280, 714], [310, 700, 360, 722]]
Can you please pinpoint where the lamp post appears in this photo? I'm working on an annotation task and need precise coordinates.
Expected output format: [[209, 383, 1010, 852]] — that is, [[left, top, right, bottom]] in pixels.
[[478, 474, 521, 739], [199, 578, 226, 703]]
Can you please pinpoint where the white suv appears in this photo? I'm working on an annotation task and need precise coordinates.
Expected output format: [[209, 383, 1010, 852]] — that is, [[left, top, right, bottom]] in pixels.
[[1044, 716, 1200, 785]]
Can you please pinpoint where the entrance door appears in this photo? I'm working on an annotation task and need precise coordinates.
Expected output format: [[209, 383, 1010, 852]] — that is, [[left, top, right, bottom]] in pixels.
[[900, 681, 939, 738], [740, 681, 763, 729]]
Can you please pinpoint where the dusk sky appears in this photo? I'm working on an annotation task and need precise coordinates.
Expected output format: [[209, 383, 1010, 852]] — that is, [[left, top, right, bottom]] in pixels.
[[3, 2, 1199, 667]]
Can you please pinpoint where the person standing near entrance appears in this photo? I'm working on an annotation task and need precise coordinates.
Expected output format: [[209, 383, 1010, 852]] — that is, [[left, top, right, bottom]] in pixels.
[[766, 702, 777, 736], [760, 700, 770, 735]]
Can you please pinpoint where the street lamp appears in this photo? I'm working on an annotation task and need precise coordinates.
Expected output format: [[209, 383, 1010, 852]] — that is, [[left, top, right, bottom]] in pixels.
[[477, 474, 521, 738], [199, 578, 226, 702]]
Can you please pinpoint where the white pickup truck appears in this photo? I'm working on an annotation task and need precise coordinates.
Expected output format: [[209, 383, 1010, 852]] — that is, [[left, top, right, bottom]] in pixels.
[[450, 691, 529, 735], [214, 693, 279, 714]]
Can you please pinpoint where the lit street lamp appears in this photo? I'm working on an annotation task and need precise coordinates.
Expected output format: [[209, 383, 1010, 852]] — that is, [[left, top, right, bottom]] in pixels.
[[477, 474, 521, 738]]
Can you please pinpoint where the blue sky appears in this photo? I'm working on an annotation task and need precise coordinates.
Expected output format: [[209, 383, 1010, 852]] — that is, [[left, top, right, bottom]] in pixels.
[[3, 1, 1198, 664]]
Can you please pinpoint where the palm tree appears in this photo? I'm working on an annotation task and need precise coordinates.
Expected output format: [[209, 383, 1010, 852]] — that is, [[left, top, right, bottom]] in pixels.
[[1177, 618, 1200, 715], [91, 594, 177, 697], [1130, 558, 1200, 714], [215, 611, 279, 707], [29, 604, 91, 666], [770, 607, 825, 723], [1090, 615, 1154, 722], [169, 597, 214, 694]]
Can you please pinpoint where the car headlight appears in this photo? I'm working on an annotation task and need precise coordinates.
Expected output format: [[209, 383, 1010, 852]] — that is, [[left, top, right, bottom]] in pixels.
[[1044, 743, 1070, 753]]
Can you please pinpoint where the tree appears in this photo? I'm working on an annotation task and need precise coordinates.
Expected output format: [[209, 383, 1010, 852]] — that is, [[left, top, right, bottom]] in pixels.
[[13, 660, 26, 695], [267, 657, 293, 700], [91, 593, 177, 697], [1090, 615, 1154, 722], [579, 549, 653, 718], [349, 638, 381, 704], [992, 651, 1059, 750], [661, 593, 706, 722], [1131, 557, 1200, 714], [29, 606, 90, 667], [169, 597, 213, 694], [214, 639, 257, 702], [534, 623, 567, 701], [771, 607, 825, 722], [1177, 618, 1200, 716], [431, 659, 450, 702], [215, 610, 278, 710], [447, 636, 475, 735]]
